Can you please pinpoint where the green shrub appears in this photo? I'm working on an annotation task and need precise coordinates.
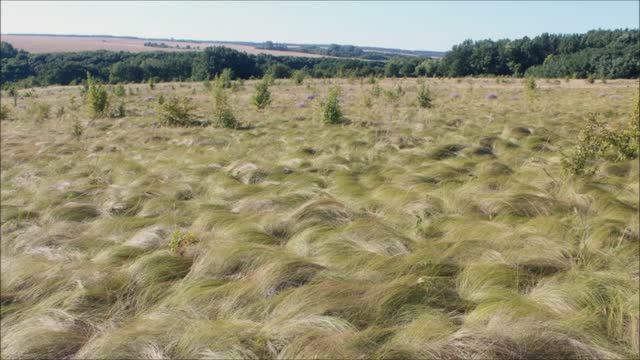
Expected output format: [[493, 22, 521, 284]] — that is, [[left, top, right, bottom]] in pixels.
[[417, 82, 433, 108], [368, 75, 377, 84], [611, 93, 640, 159], [291, 70, 305, 85], [362, 94, 373, 109], [28, 102, 50, 122], [8, 86, 18, 106], [158, 94, 165, 105], [87, 74, 109, 118], [263, 73, 275, 86], [203, 79, 212, 91], [158, 96, 196, 127], [267, 63, 291, 79], [0, 104, 10, 120], [69, 96, 78, 111], [216, 68, 233, 89], [109, 102, 126, 118], [231, 79, 244, 92], [525, 77, 537, 91], [168, 230, 198, 256], [322, 85, 344, 125], [385, 85, 403, 104], [252, 78, 272, 109], [72, 119, 83, 139], [55, 106, 65, 118], [562, 110, 639, 174], [212, 85, 237, 128], [114, 84, 126, 97], [148, 78, 156, 90], [586, 76, 595, 84], [370, 84, 382, 98]]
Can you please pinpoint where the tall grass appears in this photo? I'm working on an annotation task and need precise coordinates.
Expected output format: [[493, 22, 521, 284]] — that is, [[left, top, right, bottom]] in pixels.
[[1, 77, 638, 359]]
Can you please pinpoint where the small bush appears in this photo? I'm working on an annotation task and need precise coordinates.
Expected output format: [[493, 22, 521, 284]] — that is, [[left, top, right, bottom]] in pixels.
[[322, 85, 344, 125], [203, 79, 212, 91], [8, 86, 18, 106], [148, 78, 156, 90], [158, 94, 165, 105], [417, 82, 433, 108], [562, 110, 639, 174], [168, 230, 198, 256], [28, 102, 50, 122], [367, 76, 377, 84], [72, 120, 84, 139], [362, 94, 373, 108], [109, 102, 126, 118], [370, 84, 382, 98], [87, 74, 109, 118], [158, 96, 196, 127], [69, 96, 78, 111], [525, 77, 537, 91], [212, 85, 237, 128], [385, 86, 403, 104], [114, 84, 126, 97], [231, 80, 244, 92], [0, 104, 10, 120], [263, 73, 275, 86], [291, 70, 305, 85], [253, 78, 272, 109], [585, 76, 595, 84], [55, 106, 65, 118], [216, 68, 233, 89]]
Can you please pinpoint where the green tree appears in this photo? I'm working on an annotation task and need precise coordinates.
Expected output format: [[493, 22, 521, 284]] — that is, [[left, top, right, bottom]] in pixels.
[[216, 68, 233, 89], [212, 84, 237, 128], [417, 82, 433, 108], [86, 73, 109, 118], [267, 63, 291, 79], [525, 76, 537, 91], [252, 78, 272, 109], [322, 85, 344, 124], [158, 96, 196, 127]]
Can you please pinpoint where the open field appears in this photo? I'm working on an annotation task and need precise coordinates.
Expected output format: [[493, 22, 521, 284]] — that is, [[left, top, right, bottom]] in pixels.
[[0, 34, 323, 57], [1, 77, 639, 359]]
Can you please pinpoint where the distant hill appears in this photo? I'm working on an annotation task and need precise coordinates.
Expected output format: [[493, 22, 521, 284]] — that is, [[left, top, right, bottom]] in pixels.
[[0, 33, 445, 59]]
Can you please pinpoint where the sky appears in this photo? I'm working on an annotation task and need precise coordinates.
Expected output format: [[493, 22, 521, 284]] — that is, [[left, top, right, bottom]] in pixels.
[[1, 1, 638, 51]]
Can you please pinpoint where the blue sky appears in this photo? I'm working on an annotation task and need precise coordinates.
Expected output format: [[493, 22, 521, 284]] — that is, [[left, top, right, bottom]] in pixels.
[[1, 1, 638, 51]]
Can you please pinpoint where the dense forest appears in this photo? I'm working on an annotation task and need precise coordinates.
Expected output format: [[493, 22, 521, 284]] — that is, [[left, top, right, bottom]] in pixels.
[[431, 28, 639, 78], [1, 29, 638, 87], [0, 43, 387, 87]]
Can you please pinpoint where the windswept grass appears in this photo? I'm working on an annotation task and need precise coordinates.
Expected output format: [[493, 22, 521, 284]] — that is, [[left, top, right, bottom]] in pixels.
[[1, 78, 638, 359]]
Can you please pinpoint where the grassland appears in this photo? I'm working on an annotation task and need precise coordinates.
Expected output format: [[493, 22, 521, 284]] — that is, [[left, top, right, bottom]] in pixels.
[[1, 77, 638, 359]]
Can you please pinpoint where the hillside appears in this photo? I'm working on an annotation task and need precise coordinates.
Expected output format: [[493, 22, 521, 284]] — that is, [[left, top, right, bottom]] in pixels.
[[0, 34, 324, 58]]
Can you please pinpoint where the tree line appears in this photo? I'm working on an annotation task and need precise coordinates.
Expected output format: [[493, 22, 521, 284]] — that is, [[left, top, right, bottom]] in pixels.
[[0, 43, 387, 87], [427, 28, 639, 78], [1, 29, 638, 88]]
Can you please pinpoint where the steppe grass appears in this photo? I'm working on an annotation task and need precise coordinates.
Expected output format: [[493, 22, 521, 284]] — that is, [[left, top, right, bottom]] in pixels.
[[1, 78, 638, 359]]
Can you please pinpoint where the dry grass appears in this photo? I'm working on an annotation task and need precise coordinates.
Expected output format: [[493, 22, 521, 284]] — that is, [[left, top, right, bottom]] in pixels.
[[1, 77, 638, 359]]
